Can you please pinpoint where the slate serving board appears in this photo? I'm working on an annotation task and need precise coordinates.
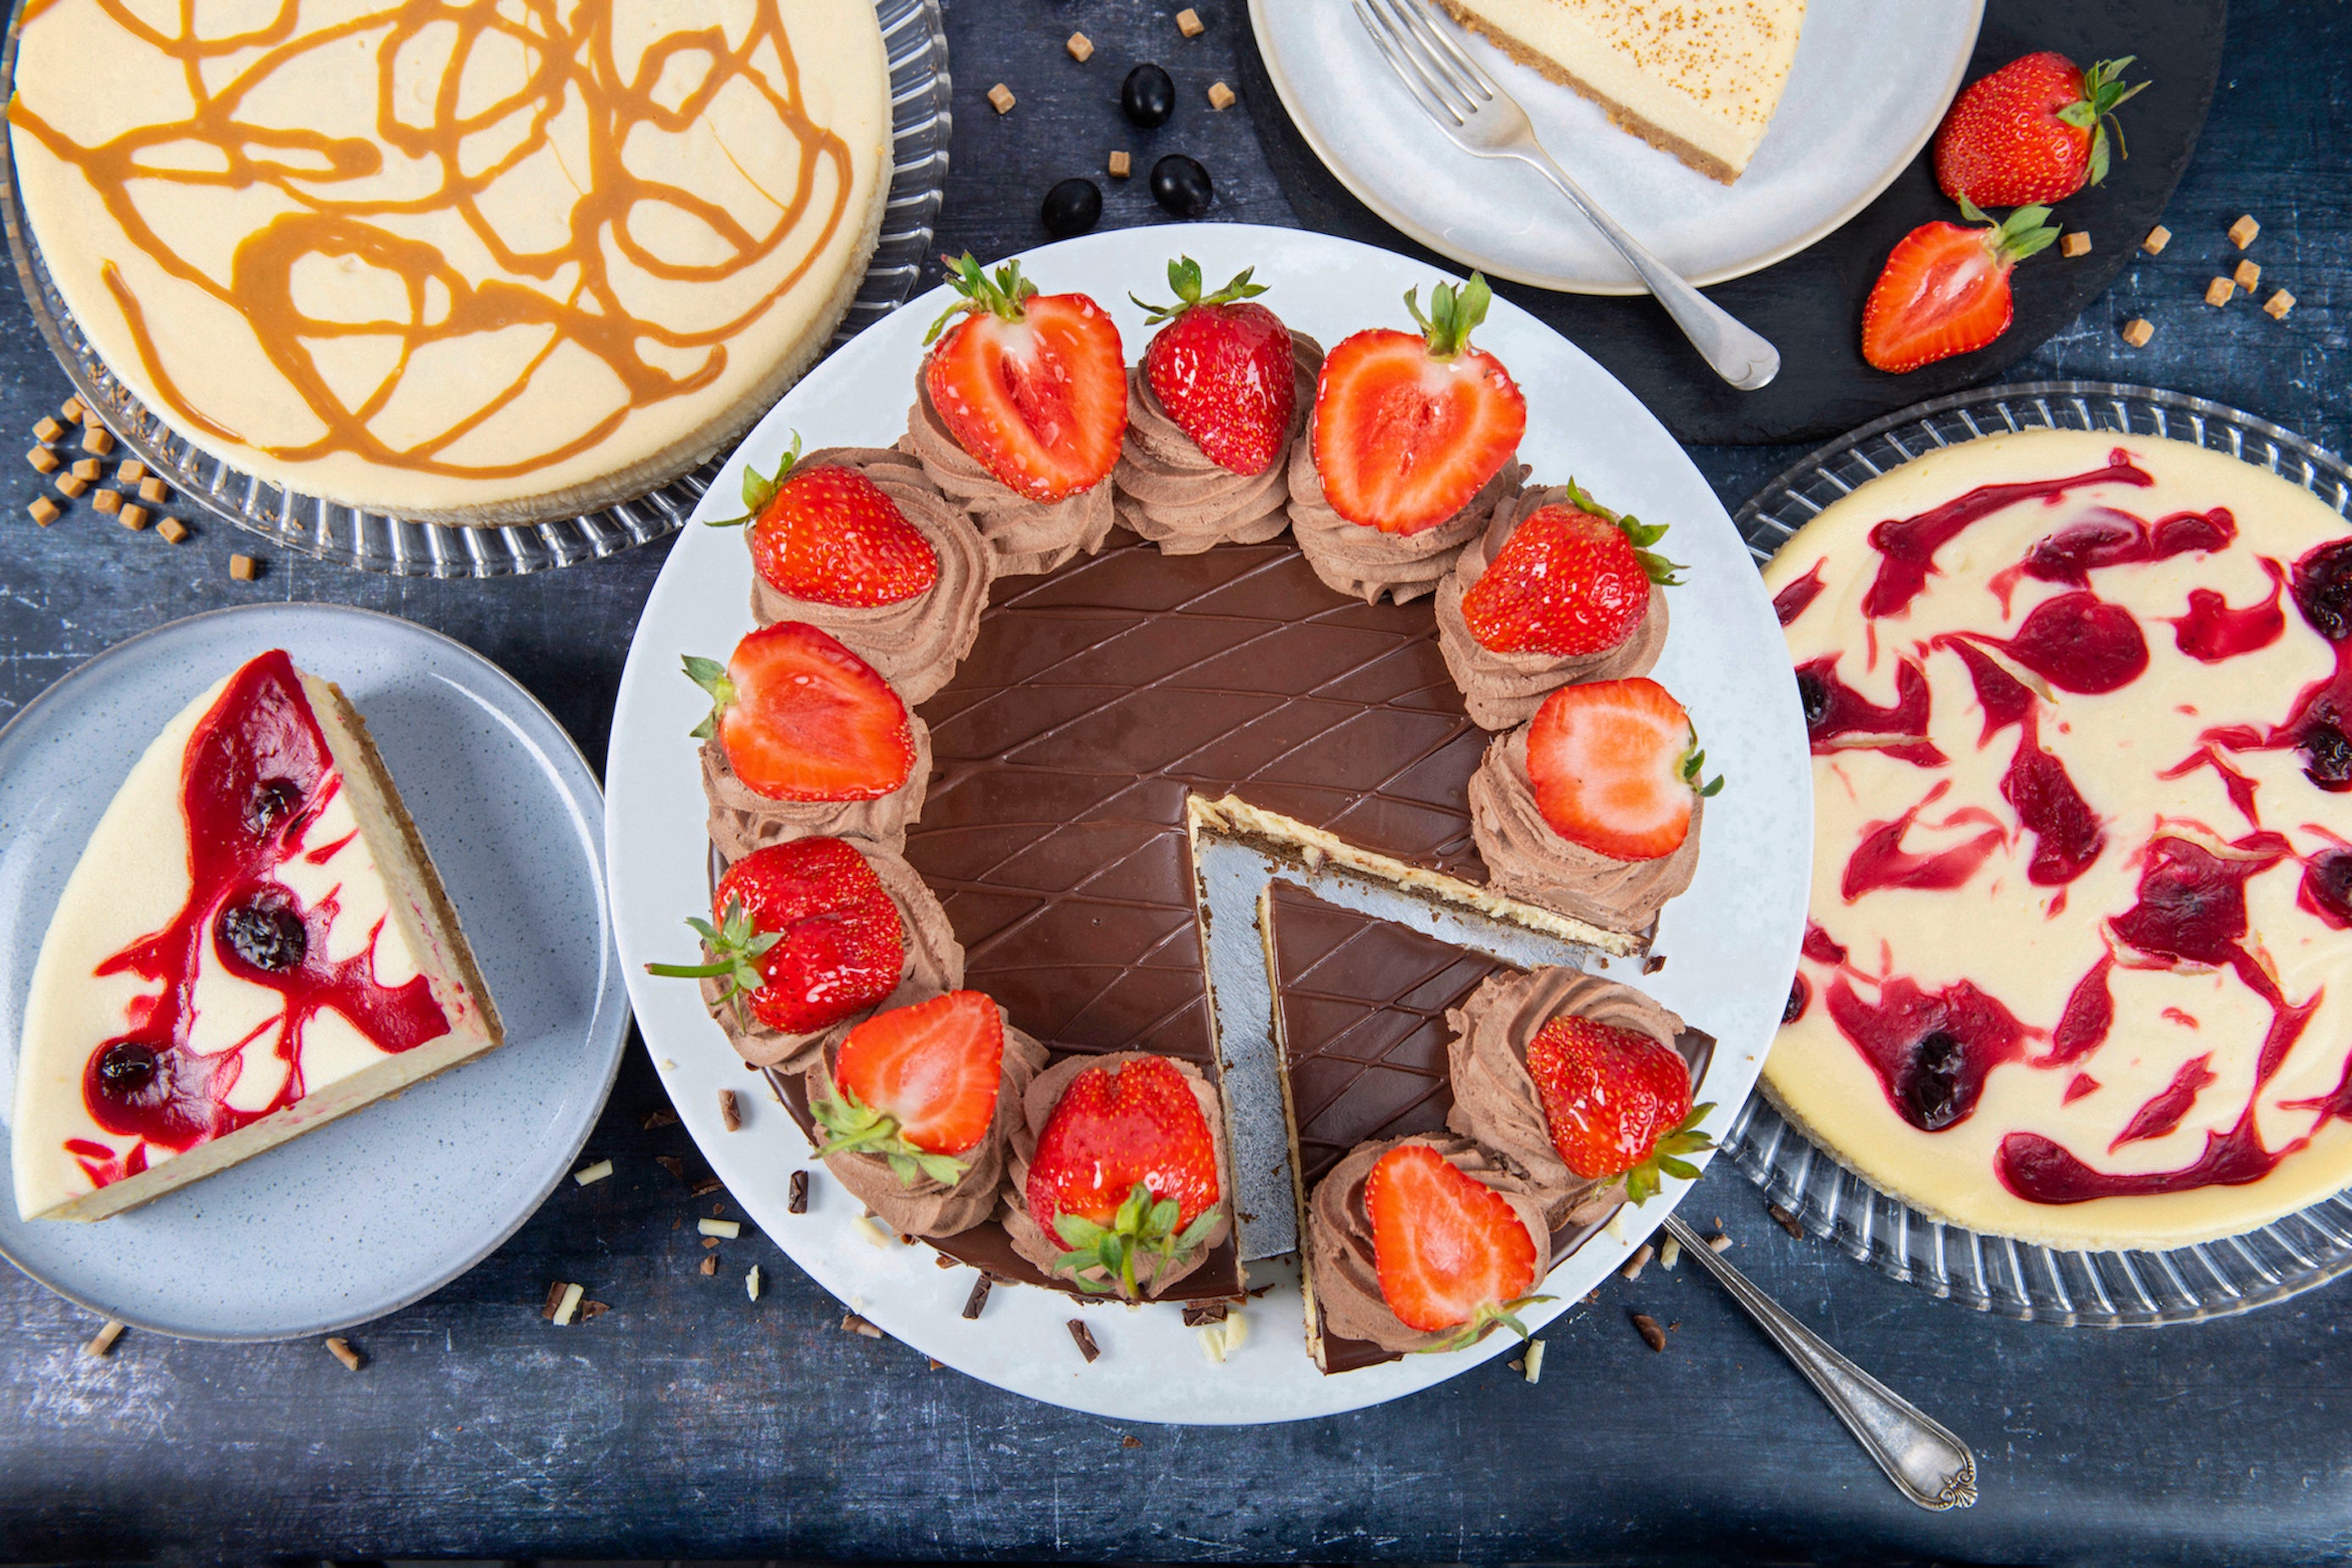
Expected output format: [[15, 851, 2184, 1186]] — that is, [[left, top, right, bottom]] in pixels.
[[1240, 0, 2226, 446]]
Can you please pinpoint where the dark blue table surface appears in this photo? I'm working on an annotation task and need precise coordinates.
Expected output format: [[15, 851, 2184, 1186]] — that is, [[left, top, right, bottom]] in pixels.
[[3, 3, 2347, 1564]]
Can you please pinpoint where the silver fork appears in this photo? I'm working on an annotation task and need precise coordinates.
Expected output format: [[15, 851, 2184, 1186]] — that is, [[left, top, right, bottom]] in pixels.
[[1354, 0, 1781, 390]]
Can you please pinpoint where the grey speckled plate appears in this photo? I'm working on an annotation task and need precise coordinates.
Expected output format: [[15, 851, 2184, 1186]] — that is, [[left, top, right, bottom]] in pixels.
[[0, 604, 626, 1339]]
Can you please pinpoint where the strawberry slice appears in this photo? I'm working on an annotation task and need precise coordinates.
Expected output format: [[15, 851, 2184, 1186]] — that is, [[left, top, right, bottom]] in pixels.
[[1860, 199, 2060, 374], [1460, 481, 1682, 657], [1133, 255, 1296, 476], [1363, 1142, 1547, 1347], [1524, 1015, 1712, 1204], [1934, 53, 2146, 208], [1525, 676, 1721, 861], [924, 253, 1126, 502], [710, 434, 938, 608], [1026, 1054, 1222, 1298], [683, 621, 914, 802], [647, 837, 904, 1037], [814, 990, 1005, 1187], [1313, 273, 1526, 535]]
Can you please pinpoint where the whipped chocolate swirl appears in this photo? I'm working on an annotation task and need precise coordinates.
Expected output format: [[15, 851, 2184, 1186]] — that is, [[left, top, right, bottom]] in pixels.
[[701, 717, 931, 860], [748, 446, 994, 705], [1307, 1133, 1551, 1354], [702, 848, 966, 1074], [1001, 1052, 1236, 1298], [805, 1009, 1049, 1239], [1469, 729, 1702, 934], [1113, 333, 1323, 553], [1288, 444, 1526, 606], [1435, 484, 1670, 730], [906, 380, 1117, 577], [1444, 967, 1689, 1226]]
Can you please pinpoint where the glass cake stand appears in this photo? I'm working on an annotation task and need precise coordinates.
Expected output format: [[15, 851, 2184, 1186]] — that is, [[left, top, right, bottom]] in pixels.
[[1730, 381, 2352, 1328], [0, 0, 950, 578]]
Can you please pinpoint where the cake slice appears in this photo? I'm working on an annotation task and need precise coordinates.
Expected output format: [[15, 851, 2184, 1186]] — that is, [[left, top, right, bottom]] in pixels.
[[12, 650, 503, 1221], [1439, 0, 1807, 183]]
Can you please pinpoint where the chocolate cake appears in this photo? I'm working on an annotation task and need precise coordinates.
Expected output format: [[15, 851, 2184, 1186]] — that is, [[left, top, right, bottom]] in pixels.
[[1264, 882, 1712, 1372]]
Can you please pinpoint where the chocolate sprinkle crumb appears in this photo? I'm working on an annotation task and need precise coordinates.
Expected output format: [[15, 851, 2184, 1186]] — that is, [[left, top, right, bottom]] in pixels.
[[702, 1237, 721, 1249], [961, 1275, 993, 1320], [642, 1109, 679, 1130], [541, 1282, 568, 1319], [1067, 1319, 1100, 1363], [927, 1357, 945, 1371], [788, 1171, 809, 1213], [718, 1088, 741, 1132], [691, 1176, 723, 1198], [842, 1314, 883, 1339], [1632, 1312, 1668, 1353], [1121, 1435, 1143, 1449], [1643, 954, 1666, 974], [1768, 1203, 1807, 1240], [655, 1154, 686, 1181], [1182, 1303, 1229, 1327], [934, 1254, 958, 1269], [698, 1256, 718, 1276], [581, 1301, 609, 1321]]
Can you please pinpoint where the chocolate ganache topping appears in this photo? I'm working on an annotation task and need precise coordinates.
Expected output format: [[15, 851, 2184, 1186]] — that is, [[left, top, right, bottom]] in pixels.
[[702, 848, 965, 1074], [1469, 730, 1703, 932], [748, 448, 993, 705], [1435, 485, 1671, 730], [1000, 1051, 1236, 1298], [1113, 334, 1324, 553], [1287, 443, 1526, 606], [1308, 1133, 1551, 1354], [805, 1009, 1048, 1239], [700, 717, 932, 861], [906, 380, 1118, 577], [1444, 967, 1689, 1226]]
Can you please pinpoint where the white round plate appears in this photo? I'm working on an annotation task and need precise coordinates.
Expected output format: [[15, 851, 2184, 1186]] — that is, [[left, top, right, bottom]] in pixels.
[[605, 223, 1811, 1423], [0, 604, 628, 1339], [1251, 0, 1983, 294]]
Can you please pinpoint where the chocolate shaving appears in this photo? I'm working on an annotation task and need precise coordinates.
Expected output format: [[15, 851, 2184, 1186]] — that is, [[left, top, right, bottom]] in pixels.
[[541, 1282, 569, 1319], [718, 1088, 741, 1132], [1621, 1243, 1654, 1282], [702, 1237, 721, 1249], [1067, 1319, 1100, 1363], [642, 1109, 679, 1130], [580, 1300, 610, 1319], [1182, 1303, 1229, 1327], [1632, 1312, 1667, 1353], [927, 1357, 945, 1371], [842, 1314, 884, 1338], [934, 1254, 958, 1270], [1643, 954, 1666, 974], [655, 1154, 686, 1181], [698, 1256, 718, 1276], [1121, 1435, 1143, 1449], [691, 1176, 724, 1198], [325, 1337, 363, 1371], [961, 1275, 993, 1320], [1768, 1203, 1807, 1241], [788, 1171, 809, 1213]]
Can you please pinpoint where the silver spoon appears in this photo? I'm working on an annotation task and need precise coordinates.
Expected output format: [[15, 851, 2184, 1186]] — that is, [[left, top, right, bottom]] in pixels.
[[1661, 1213, 1979, 1510]]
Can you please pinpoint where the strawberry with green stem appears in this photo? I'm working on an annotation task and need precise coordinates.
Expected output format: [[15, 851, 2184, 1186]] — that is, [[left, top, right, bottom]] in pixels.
[[811, 990, 1006, 1187], [923, 253, 1126, 502], [1524, 1015, 1713, 1205], [1461, 479, 1684, 657], [1860, 198, 2060, 375], [1024, 1055, 1224, 1298], [1934, 53, 2147, 207], [681, 621, 914, 803], [1363, 1142, 1554, 1351], [1526, 676, 1723, 862], [704, 433, 939, 609], [1131, 255, 1297, 476]]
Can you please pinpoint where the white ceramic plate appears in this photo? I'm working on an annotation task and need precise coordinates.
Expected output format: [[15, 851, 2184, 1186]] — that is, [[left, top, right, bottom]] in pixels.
[[605, 223, 1811, 1423], [0, 604, 628, 1339], [1252, 0, 1983, 295]]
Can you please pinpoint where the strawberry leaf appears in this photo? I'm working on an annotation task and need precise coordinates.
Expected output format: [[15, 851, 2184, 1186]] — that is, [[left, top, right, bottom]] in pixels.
[[703, 433, 804, 527], [1616, 1101, 1716, 1207], [644, 894, 781, 1002], [1131, 255, 1269, 324], [1041, 1181, 1220, 1299], [681, 653, 735, 742], [926, 253, 1037, 343], [811, 1081, 973, 1190], [1404, 271, 1493, 359], [1422, 1292, 1559, 1354]]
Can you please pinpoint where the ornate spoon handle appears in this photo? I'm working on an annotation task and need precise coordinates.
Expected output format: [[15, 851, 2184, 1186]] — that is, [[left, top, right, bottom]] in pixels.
[[1660, 1215, 1979, 1510]]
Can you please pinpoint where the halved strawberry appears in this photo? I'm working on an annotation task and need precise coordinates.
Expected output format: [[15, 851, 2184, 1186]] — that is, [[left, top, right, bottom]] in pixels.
[[924, 253, 1126, 501], [1313, 273, 1526, 535], [1133, 255, 1296, 476], [683, 621, 914, 802], [1860, 199, 2060, 374], [710, 434, 938, 608], [1460, 481, 1682, 657], [1363, 1142, 1548, 1348], [1525, 676, 1721, 861], [1026, 1055, 1222, 1298], [647, 837, 904, 1037], [1934, 53, 2146, 208], [814, 990, 1005, 1187], [1524, 1015, 1712, 1204]]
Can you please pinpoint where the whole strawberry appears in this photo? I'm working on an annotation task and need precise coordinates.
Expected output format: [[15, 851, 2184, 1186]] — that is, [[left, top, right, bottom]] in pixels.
[[1934, 53, 2146, 207], [1524, 1015, 1711, 1204], [1132, 256, 1296, 476], [1861, 197, 2059, 374], [1026, 1054, 1223, 1298], [1460, 482, 1682, 657], [647, 837, 904, 1037], [712, 434, 938, 609]]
